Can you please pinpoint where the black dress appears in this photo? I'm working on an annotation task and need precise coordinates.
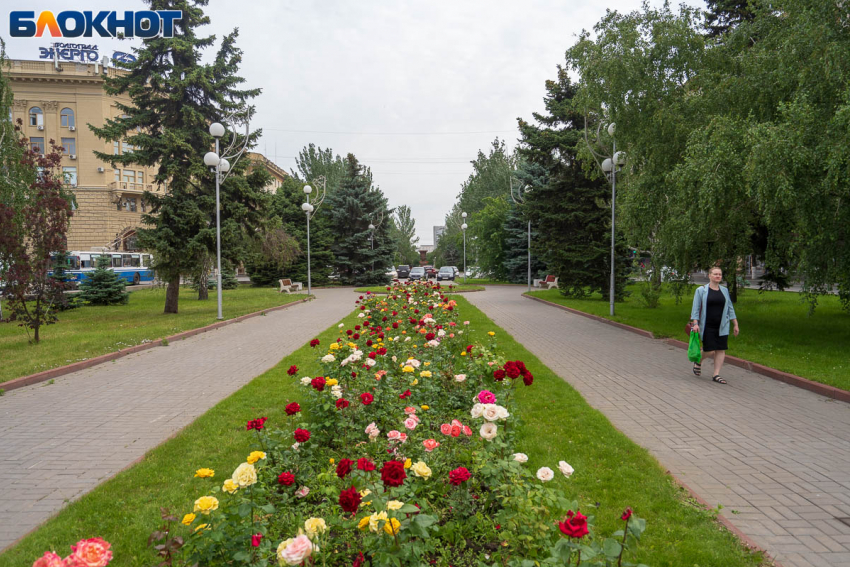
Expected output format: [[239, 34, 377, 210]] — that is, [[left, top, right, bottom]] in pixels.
[[703, 287, 728, 351]]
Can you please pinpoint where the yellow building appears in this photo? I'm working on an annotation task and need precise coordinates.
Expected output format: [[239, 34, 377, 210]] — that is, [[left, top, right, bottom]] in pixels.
[[246, 151, 288, 193], [5, 59, 286, 252]]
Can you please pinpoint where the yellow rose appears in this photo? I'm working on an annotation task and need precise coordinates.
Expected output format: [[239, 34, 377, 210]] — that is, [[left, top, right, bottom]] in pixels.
[[387, 500, 404, 511], [383, 517, 401, 535], [194, 468, 215, 478], [461, 351, 467, 356], [404, 458, 412, 469], [231, 462, 257, 487], [359, 489, 372, 507], [369, 511, 388, 533], [246, 451, 266, 464], [304, 517, 327, 540], [488, 331, 495, 336], [419, 371, 432, 378], [421, 405, 430, 410], [194, 523, 210, 532], [424, 361, 431, 366], [329, 458, 335, 465], [222, 479, 238, 494], [411, 461, 432, 479], [402, 365, 414, 373], [193, 496, 219, 515], [411, 379, 419, 386], [181, 513, 196, 525], [330, 343, 340, 350], [357, 516, 370, 531], [325, 378, 338, 387]]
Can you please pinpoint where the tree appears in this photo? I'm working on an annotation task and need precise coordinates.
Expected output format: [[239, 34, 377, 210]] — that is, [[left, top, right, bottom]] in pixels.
[[0, 139, 73, 342], [77, 255, 129, 306], [325, 154, 394, 285], [389, 205, 419, 267], [704, 0, 757, 38], [502, 201, 547, 284], [291, 144, 347, 192], [245, 226, 302, 287], [90, 0, 267, 314], [50, 251, 80, 311], [469, 196, 510, 281], [517, 70, 630, 300]]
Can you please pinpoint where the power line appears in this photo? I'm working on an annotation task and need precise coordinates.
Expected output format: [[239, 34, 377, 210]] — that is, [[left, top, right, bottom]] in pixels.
[[263, 128, 516, 136]]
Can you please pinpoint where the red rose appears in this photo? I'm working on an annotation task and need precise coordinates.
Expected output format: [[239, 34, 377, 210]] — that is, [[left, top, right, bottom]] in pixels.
[[336, 398, 350, 410], [287, 365, 298, 376], [351, 372, 357, 378], [285, 402, 300, 416], [449, 467, 471, 485], [355, 325, 361, 330], [361, 392, 374, 405], [310, 339, 320, 348], [493, 369, 506, 381], [425, 332, 435, 341], [392, 311, 398, 316], [367, 339, 373, 346], [357, 457, 376, 471], [251, 533, 263, 547], [352, 551, 365, 567], [353, 333, 360, 339], [466, 345, 473, 353], [522, 370, 534, 386], [339, 486, 362, 513], [380, 460, 407, 487], [278, 471, 295, 486], [621, 508, 633, 521], [392, 322, 399, 329], [347, 329, 353, 335], [246, 417, 267, 430], [399, 389, 412, 399], [368, 352, 377, 359], [294, 428, 311, 443], [377, 347, 387, 356], [558, 511, 589, 539], [336, 458, 354, 478], [311, 376, 326, 391], [516, 360, 527, 372]]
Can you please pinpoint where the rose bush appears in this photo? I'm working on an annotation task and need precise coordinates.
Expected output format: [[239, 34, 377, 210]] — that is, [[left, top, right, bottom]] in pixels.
[[167, 281, 647, 567]]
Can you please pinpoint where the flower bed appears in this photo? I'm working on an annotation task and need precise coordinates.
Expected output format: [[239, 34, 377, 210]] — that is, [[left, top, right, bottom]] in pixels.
[[93, 282, 647, 567]]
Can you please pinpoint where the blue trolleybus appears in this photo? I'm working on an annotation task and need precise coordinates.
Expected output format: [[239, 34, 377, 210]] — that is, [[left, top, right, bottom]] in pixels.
[[55, 251, 155, 286]]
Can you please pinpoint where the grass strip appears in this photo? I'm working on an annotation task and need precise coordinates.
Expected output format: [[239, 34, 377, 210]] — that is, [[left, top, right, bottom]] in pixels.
[[0, 286, 304, 385], [528, 285, 850, 392], [1, 297, 764, 567]]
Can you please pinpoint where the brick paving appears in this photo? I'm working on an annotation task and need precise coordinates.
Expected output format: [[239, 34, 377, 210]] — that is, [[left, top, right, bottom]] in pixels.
[[0, 288, 356, 552], [466, 286, 850, 567]]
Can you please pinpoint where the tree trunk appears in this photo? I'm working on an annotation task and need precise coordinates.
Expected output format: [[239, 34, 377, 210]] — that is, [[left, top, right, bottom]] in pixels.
[[164, 277, 180, 314], [198, 275, 209, 301]]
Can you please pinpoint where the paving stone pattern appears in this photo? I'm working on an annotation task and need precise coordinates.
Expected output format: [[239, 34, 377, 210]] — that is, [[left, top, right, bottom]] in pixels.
[[466, 287, 850, 567], [0, 288, 356, 552]]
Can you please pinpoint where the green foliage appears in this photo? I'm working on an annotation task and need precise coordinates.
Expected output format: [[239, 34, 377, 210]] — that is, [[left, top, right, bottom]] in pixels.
[[50, 251, 80, 311], [290, 144, 346, 193], [469, 196, 510, 280], [77, 256, 129, 306], [389, 205, 420, 267], [324, 154, 394, 285], [704, 0, 757, 38]]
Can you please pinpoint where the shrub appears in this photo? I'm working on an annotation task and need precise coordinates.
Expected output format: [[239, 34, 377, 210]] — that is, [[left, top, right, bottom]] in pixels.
[[77, 256, 129, 306]]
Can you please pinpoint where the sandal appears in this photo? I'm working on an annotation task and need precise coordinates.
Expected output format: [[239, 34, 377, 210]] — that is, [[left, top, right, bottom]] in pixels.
[[692, 363, 701, 376], [712, 375, 727, 384]]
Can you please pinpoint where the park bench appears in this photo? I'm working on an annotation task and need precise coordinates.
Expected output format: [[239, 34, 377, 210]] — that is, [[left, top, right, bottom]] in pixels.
[[538, 275, 558, 290]]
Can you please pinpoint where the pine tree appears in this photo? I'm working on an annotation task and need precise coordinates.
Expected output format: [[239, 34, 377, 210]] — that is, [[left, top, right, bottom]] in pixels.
[[77, 255, 129, 306], [517, 69, 629, 300], [325, 155, 394, 286], [50, 251, 79, 310], [704, 0, 757, 38], [90, 0, 267, 314], [502, 202, 547, 284]]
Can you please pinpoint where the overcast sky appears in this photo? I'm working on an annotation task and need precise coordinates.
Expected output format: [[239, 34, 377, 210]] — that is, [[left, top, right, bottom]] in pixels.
[[3, 0, 705, 245]]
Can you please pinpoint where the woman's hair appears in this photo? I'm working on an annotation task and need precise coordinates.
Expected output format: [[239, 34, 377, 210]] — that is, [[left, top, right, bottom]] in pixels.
[[709, 266, 723, 275]]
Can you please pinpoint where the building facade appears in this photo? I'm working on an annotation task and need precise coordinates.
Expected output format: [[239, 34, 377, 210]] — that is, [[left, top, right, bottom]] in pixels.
[[6, 58, 162, 252], [433, 225, 446, 245]]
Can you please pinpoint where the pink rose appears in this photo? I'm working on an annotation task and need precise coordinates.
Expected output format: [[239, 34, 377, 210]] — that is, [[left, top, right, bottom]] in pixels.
[[404, 406, 417, 415], [450, 333, 455, 338], [365, 422, 380, 438], [440, 423, 451, 435], [387, 430, 402, 441], [67, 538, 113, 567], [409, 414, 420, 424], [423, 439, 440, 452], [451, 419, 463, 427], [403, 417, 418, 430], [280, 534, 313, 566], [478, 390, 497, 404], [295, 486, 310, 498], [399, 432, 408, 443], [32, 552, 65, 567], [462, 425, 472, 436]]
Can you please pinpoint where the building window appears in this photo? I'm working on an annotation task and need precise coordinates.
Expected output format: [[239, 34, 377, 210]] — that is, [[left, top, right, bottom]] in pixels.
[[30, 137, 45, 154], [61, 137, 76, 155], [141, 199, 147, 213], [63, 167, 77, 187], [114, 169, 120, 182], [122, 170, 136, 184], [123, 140, 134, 153], [60, 108, 75, 128], [137, 171, 144, 185], [29, 107, 43, 127], [113, 141, 120, 155], [122, 197, 137, 212]]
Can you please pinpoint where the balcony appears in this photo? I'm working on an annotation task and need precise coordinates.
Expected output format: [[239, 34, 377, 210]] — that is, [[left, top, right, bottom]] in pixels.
[[109, 181, 153, 193]]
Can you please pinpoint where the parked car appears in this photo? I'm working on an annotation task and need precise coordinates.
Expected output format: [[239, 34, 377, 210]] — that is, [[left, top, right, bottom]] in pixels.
[[397, 265, 411, 279], [423, 265, 437, 279], [409, 266, 425, 281], [386, 265, 398, 278], [437, 266, 455, 281], [449, 266, 460, 278]]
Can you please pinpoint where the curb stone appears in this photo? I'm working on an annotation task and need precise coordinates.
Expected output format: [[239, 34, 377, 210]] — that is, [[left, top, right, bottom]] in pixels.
[[524, 293, 850, 404], [0, 296, 311, 393]]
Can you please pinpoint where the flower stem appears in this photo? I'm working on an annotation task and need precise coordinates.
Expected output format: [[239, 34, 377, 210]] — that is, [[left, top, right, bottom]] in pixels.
[[617, 515, 630, 567]]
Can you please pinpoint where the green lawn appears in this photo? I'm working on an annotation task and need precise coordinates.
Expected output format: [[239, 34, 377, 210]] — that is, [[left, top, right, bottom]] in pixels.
[[0, 286, 305, 385], [355, 284, 484, 293], [0, 297, 764, 567], [528, 284, 850, 391]]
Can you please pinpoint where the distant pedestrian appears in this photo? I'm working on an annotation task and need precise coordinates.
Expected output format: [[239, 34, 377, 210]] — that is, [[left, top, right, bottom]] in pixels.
[[690, 267, 739, 384]]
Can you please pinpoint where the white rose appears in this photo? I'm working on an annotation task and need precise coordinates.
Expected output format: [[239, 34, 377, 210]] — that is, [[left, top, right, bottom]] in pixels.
[[404, 337, 411, 342], [391, 356, 398, 362], [427, 340, 440, 347], [536, 467, 555, 482], [231, 462, 257, 487], [338, 323, 344, 328], [358, 313, 365, 318], [513, 453, 528, 463], [482, 405, 501, 422], [454, 374, 466, 382], [300, 377, 312, 386], [558, 461, 574, 477], [321, 354, 335, 363], [470, 403, 485, 419], [438, 330, 446, 337], [496, 405, 510, 420], [479, 422, 498, 441], [365, 358, 376, 367], [292, 442, 300, 451]]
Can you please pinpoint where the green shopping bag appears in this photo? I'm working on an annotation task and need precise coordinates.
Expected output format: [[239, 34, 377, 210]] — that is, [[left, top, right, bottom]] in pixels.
[[687, 331, 701, 363]]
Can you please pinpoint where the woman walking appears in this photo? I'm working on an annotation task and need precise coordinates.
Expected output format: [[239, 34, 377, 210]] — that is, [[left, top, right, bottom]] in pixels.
[[690, 267, 739, 384]]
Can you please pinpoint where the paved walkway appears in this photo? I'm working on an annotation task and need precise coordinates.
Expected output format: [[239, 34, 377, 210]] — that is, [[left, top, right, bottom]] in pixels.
[[466, 287, 850, 567], [0, 288, 355, 551]]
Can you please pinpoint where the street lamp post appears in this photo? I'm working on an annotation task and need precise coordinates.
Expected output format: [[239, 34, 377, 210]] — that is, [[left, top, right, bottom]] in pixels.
[[203, 115, 249, 320], [586, 121, 626, 317], [461, 212, 468, 284], [369, 223, 375, 273], [510, 178, 532, 292], [302, 177, 326, 295]]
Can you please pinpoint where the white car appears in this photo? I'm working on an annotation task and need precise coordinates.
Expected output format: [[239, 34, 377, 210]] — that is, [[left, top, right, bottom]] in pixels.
[[386, 266, 398, 278]]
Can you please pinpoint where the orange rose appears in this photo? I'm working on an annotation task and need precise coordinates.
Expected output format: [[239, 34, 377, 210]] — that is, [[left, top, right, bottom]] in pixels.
[[67, 537, 113, 567]]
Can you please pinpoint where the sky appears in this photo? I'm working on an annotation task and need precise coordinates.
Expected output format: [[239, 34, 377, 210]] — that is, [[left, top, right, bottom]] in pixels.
[[2, 0, 705, 245]]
